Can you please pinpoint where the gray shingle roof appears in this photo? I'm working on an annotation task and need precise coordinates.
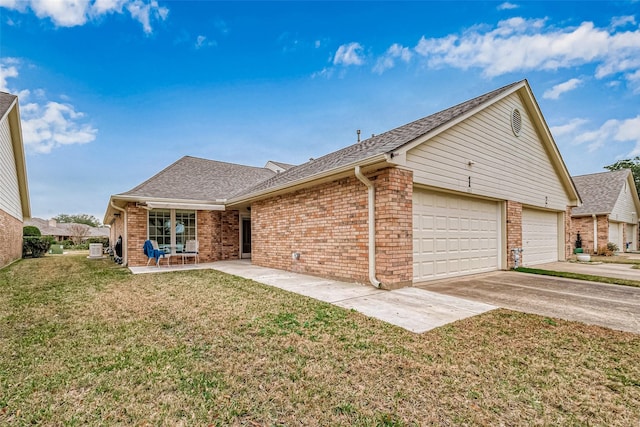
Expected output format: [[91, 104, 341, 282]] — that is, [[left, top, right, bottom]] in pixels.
[[118, 156, 276, 201], [0, 92, 17, 118], [571, 169, 631, 216], [235, 80, 524, 198], [25, 218, 110, 238]]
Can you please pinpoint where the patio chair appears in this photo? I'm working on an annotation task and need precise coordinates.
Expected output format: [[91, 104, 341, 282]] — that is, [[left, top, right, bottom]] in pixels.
[[182, 240, 199, 264], [143, 239, 167, 266]]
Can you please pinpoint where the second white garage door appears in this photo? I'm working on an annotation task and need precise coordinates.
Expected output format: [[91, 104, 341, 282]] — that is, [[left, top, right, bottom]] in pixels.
[[413, 189, 500, 282], [522, 208, 559, 266]]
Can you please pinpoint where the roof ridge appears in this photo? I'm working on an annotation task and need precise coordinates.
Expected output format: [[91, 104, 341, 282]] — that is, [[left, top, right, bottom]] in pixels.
[[573, 169, 630, 179]]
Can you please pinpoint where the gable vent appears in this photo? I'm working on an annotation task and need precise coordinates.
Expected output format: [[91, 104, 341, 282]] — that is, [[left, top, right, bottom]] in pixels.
[[511, 108, 522, 136]]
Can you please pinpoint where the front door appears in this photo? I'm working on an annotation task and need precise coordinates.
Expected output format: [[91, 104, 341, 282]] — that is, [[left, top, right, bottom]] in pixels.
[[241, 217, 251, 258]]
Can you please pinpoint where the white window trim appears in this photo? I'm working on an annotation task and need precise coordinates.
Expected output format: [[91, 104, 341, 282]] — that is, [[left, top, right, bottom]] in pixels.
[[147, 208, 198, 254]]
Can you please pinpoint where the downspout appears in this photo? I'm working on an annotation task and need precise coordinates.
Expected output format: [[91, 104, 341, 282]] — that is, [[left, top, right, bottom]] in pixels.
[[355, 166, 382, 288], [111, 201, 127, 265], [592, 214, 598, 253]]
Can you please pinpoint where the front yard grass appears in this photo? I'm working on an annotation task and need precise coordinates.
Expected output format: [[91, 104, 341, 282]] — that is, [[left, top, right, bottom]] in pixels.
[[1, 256, 639, 425]]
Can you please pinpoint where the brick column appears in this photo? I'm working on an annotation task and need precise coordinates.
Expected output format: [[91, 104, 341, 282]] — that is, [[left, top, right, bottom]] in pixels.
[[506, 201, 522, 269], [126, 203, 148, 266], [373, 167, 413, 289]]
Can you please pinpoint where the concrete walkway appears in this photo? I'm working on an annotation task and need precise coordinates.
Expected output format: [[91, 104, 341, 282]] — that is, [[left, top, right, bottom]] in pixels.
[[131, 260, 495, 333]]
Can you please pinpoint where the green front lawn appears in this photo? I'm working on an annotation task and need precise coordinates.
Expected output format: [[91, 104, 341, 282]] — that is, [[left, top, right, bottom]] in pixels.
[[1, 256, 639, 425]]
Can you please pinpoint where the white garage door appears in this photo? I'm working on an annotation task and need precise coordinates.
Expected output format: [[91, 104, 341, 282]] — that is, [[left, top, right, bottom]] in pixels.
[[522, 208, 558, 266], [413, 189, 500, 282], [609, 222, 623, 251]]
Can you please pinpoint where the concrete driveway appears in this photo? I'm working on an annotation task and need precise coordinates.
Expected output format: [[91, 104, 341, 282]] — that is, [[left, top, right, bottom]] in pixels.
[[417, 271, 640, 334], [536, 261, 640, 281]]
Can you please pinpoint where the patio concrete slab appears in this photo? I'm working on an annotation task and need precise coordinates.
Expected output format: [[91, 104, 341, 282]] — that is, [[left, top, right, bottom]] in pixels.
[[210, 261, 496, 333]]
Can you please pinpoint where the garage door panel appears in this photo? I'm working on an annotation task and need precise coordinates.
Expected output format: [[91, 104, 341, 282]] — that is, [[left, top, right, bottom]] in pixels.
[[522, 209, 559, 266], [413, 189, 500, 282]]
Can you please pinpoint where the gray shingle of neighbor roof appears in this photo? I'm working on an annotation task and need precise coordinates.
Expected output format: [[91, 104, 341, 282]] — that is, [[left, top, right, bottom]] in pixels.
[[0, 91, 17, 118], [236, 80, 524, 198], [119, 156, 276, 201], [571, 169, 631, 216]]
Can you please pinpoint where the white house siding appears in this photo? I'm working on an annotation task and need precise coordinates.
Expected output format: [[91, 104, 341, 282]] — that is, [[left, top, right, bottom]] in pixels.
[[0, 115, 22, 221], [406, 93, 571, 211], [610, 181, 637, 224]]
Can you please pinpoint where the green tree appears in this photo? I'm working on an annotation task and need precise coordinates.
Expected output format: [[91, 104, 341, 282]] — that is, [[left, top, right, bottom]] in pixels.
[[604, 157, 640, 199], [53, 213, 101, 227]]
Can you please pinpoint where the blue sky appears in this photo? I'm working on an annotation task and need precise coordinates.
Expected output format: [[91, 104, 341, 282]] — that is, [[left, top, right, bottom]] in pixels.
[[1, 1, 640, 222]]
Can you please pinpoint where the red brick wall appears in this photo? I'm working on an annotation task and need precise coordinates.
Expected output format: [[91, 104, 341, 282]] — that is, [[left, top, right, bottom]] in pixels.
[[0, 209, 22, 268], [564, 207, 572, 259], [125, 206, 240, 266], [506, 201, 522, 269], [126, 203, 148, 266], [596, 215, 609, 252], [571, 216, 594, 254], [570, 215, 610, 254], [374, 168, 413, 287], [252, 167, 413, 289], [197, 210, 240, 262]]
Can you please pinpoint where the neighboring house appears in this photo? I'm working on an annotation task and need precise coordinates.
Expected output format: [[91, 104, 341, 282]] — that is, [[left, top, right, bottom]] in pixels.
[[0, 92, 30, 268], [571, 169, 640, 253], [104, 80, 580, 289], [24, 218, 110, 242]]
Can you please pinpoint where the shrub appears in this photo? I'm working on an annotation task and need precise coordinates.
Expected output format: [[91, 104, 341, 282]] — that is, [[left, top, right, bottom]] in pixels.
[[607, 242, 619, 253], [87, 237, 109, 247], [23, 226, 41, 237], [22, 237, 51, 258]]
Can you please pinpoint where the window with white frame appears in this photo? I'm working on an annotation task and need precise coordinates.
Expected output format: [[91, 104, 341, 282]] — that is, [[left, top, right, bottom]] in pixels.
[[175, 210, 196, 250], [148, 209, 196, 253]]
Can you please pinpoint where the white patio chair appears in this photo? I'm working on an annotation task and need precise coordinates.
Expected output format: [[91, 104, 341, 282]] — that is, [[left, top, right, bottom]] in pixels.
[[182, 240, 199, 264]]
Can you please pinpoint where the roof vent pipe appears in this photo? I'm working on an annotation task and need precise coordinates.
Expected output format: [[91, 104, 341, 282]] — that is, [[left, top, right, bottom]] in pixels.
[[357, 129, 361, 143], [354, 165, 382, 288]]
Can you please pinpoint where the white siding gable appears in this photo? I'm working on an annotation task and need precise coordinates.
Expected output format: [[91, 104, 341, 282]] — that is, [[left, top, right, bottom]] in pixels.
[[406, 92, 570, 210], [0, 114, 22, 220], [610, 178, 638, 224]]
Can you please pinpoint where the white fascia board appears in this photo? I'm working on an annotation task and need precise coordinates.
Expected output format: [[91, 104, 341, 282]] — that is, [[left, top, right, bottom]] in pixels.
[[145, 202, 225, 211]]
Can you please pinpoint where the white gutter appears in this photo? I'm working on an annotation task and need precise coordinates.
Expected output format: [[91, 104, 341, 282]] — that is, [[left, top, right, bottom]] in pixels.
[[111, 201, 127, 265], [354, 166, 382, 288]]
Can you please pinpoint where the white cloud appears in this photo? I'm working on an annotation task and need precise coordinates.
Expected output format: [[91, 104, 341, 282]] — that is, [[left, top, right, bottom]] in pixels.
[[0, 0, 168, 33], [0, 63, 19, 92], [611, 15, 636, 28], [22, 101, 98, 153], [1, 61, 97, 154], [550, 118, 588, 138], [195, 35, 216, 49], [373, 43, 412, 74], [568, 116, 640, 155], [125, 0, 168, 34], [543, 78, 583, 100], [333, 42, 365, 66], [413, 17, 640, 87], [497, 2, 519, 10], [30, 0, 90, 26]]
